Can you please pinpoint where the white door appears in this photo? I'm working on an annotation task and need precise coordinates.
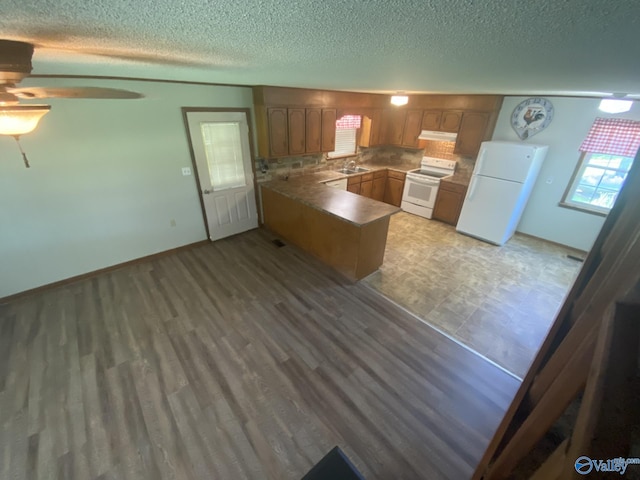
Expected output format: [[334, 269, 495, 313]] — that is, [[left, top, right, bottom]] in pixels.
[[186, 111, 258, 241], [456, 175, 525, 245]]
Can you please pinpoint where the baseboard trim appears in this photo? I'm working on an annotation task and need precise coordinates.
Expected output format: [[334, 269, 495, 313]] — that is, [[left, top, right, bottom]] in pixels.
[[0, 240, 210, 304], [515, 231, 588, 256]]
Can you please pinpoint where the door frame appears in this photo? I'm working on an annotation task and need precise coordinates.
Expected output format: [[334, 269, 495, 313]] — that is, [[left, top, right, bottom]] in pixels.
[[181, 107, 259, 241]]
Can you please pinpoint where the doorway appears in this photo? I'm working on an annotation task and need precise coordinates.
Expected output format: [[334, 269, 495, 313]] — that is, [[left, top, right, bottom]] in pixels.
[[184, 109, 259, 241]]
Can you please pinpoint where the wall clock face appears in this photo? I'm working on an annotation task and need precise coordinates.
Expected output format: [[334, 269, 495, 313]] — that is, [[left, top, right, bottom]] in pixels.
[[511, 97, 554, 140]]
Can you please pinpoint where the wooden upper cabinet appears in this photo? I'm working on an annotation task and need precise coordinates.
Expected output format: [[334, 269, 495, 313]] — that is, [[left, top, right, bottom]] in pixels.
[[421, 110, 442, 131], [455, 112, 491, 157], [440, 111, 463, 132], [402, 110, 423, 147], [287, 108, 306, 155], [321, 109, 337, 152], [384, 109, 406, 146], [254, 87, 502, 158], [359, 109, 383, 148], [268, 108, 288, 157], [369, 109, 382, 146], [421, 110, 462, 132], [305, 108, 322, 153]]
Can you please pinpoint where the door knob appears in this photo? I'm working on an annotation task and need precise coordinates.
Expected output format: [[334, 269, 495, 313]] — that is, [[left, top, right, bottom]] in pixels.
[[202, 189, 213, 194]]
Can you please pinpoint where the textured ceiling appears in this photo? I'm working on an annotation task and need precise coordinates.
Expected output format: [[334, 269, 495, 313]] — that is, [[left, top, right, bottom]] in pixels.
[[1, 0, 640, 97]]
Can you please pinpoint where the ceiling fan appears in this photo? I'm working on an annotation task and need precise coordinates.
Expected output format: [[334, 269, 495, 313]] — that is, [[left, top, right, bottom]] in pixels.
[[0, 39, 144, 167]]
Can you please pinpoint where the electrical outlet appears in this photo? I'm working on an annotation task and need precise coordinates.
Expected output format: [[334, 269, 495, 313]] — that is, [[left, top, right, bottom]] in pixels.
[[182, 167, 192, 176], [170, 219, 176, 227], [545, 177, 554, 184]]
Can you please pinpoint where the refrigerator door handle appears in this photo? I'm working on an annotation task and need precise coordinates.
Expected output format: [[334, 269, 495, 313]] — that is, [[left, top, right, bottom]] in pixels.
[[467, 176, 478, 201], [476, 149, 486, 175]]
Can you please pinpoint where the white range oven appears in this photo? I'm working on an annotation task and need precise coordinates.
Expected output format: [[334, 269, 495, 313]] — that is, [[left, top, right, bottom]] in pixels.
[[401, 157, 456, 219]]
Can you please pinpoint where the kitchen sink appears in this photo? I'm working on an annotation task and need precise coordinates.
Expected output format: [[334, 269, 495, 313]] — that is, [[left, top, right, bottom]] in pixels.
[[335, 166, 370, 175]]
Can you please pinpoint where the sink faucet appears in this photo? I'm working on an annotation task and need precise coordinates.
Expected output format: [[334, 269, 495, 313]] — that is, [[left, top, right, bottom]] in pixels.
[[345, 159, 356, 170]]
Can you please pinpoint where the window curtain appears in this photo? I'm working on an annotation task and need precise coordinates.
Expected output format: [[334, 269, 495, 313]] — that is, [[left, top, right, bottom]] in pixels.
[[336, 115, 361, 130], [579, 117, 640, 157]]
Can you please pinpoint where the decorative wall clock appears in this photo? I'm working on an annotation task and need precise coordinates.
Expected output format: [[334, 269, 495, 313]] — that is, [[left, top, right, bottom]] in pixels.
[[511, 97, 554, 140]]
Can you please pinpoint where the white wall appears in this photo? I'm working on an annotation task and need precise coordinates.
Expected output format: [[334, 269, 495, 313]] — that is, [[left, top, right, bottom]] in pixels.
[[0, 78, 254, 298], [491, 96, 640, 251]]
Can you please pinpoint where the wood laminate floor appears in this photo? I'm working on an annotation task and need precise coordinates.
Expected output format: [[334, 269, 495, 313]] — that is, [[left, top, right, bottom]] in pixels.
[[0, 228, 519, 480], [364, 212, 583, 378]]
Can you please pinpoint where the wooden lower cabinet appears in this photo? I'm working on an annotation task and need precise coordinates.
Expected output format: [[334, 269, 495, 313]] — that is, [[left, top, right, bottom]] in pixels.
[[346, 170, 391, 203], [261, 187, 391, 281], [360, 180, 373, 198], [347, 175, 361, 194], [383, 170, 406, 207], [371, 170, 387, 201], [433, 181, 468, 225]]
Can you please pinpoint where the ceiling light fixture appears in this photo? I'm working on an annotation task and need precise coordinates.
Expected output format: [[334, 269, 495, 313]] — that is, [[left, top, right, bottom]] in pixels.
[[0, 104, 51, 136], [598, 98, 633, 114], [0, 104, 51, 168], [390, 94, 409, 106]]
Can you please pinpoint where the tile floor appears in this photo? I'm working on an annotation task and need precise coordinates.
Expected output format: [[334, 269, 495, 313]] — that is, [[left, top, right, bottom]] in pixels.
[[363, 212, 585, 378]]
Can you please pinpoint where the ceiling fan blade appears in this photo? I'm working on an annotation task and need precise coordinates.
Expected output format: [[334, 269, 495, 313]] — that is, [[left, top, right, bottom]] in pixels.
[[8, 86, 143, 99]]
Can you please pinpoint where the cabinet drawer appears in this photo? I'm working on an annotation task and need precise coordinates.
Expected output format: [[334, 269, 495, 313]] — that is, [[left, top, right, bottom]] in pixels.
[[439, 180, 467, 194], [387, 170, 406, 180], [373, 169, 387, 179], [347, 175, 362, 186], [361, 172, 374, 182]]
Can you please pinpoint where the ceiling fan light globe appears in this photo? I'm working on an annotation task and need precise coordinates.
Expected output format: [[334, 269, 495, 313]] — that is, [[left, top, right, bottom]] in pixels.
[[0, 104, 50, 135]]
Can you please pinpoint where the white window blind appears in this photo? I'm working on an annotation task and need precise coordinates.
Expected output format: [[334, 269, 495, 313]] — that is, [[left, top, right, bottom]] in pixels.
[[328, 115, 361, 158], [200, 121, 247, 191]]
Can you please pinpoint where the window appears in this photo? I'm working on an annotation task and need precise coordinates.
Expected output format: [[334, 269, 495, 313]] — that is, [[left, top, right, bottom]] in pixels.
[[200, 121, 247, 191], [562, 117, 640, 214], [327, 115, 361, 158]]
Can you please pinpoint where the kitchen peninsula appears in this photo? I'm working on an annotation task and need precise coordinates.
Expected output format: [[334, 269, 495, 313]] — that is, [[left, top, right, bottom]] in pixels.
[[261, 173, 400, 281]]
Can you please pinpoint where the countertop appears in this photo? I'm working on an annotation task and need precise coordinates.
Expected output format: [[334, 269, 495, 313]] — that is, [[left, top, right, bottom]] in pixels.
[[442, 171, 472, 187], [260, 164, 403, 226], [294, 163, 414, 184]]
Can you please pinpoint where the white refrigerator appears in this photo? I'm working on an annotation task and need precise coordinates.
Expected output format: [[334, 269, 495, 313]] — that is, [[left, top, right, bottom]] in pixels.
[[456, 141, 548, 245]]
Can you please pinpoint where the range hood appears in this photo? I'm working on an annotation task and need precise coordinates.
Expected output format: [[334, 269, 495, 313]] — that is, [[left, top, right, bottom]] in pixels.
[[418, 130, 458, 142]]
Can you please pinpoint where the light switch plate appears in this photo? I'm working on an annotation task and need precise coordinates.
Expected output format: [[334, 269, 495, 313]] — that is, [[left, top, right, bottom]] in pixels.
[[182, 167, 192, 176]]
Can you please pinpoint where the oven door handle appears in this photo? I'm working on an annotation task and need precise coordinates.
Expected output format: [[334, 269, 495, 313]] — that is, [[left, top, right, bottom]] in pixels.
[[406, 175, 439, 186]]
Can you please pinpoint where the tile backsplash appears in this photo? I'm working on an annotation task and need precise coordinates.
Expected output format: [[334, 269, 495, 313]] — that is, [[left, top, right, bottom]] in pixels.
[[254, 144, 474, 182], [255, 146, 424, 182], [422, 140, 456, 159]]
